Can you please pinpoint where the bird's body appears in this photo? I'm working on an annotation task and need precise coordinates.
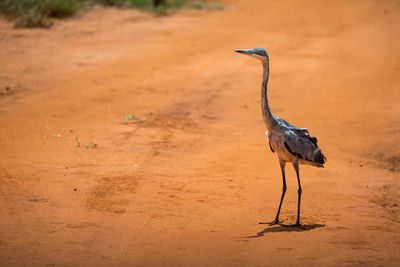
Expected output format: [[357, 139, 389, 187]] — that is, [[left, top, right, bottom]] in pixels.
[[267, 117, 325, 168], [235, 47, 326, 227]]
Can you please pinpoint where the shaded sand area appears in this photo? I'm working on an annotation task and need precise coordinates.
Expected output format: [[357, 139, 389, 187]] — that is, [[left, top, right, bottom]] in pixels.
[[1, 0, 400, 265]]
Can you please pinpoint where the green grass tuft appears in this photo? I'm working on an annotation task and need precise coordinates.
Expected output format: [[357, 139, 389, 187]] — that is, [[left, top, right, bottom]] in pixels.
[[0, 0, 83, 27], [14, 5, 53, 28], [191, 1, 223, 10], [42, 0, 83, 18], [92, 0, 127, 6], [126, 0, 185, 14], [191, 1, 204, 9], [0, 0, 223, 28]]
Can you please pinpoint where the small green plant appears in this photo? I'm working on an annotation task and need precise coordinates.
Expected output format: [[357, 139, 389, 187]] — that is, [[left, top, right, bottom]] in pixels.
[[126, 0, 185, 14], [206, 2, 223, 10], [42, 0, 83, 18], [87, 141, 98, 149], [128, 0, 152, 9], [191, 1, 204, 9], [76, 137, 98, 149], [191, 1, 223, 10], [14, 7, 52, 28], [122, 114, 146, 120], [92, 0, 127, 6], [76, 137, 82, 147]]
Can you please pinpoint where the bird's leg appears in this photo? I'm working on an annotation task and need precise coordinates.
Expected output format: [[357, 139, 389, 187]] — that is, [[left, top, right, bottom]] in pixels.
[[274, 159, 287, 222], [293, 159, 302, 227], [260, 159, 286, 225], [281, 159, 304, 228]]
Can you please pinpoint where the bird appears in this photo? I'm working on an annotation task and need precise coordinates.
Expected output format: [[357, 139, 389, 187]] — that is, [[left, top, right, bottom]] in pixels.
[[235, 48, 326, 227]]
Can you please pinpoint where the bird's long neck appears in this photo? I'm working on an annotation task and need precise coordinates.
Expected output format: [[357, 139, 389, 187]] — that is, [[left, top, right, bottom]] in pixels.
[[261, 60, 278, 131]]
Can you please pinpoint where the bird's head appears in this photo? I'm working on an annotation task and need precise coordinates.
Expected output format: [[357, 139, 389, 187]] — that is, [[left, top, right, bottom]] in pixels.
[[235, 47, 269, 62]]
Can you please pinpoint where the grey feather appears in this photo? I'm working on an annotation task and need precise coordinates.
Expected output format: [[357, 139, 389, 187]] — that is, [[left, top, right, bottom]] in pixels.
[[283, 125, 326, 167], [269, 140, 275, 153]]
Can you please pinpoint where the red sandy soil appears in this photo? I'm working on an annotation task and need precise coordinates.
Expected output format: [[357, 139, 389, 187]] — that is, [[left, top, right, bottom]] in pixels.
[[1, 0, 400, 266]]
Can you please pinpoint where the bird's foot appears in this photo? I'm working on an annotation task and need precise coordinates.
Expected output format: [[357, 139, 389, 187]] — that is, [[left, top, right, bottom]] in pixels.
[[259, 219, 282, 226]]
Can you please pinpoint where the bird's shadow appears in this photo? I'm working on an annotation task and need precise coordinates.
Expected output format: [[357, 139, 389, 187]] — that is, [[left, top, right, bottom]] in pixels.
[[242, 223, 325, 238]]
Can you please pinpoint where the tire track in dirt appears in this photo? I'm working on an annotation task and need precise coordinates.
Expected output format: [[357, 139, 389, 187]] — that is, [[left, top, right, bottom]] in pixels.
[[85, 79, 224, 214]]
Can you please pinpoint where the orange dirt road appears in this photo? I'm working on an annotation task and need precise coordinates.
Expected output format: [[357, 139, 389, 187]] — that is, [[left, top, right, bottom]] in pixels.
[[1, 0, 400, 266]]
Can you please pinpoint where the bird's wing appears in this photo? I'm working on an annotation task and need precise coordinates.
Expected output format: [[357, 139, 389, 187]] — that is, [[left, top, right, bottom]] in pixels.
[[290, 127, 318, 145], [283, 127, 326, 166], [277, 118, 318, 145]]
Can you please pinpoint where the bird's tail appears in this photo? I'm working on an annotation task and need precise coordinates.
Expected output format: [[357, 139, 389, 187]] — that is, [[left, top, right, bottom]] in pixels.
[[314, 148, 326, 167]]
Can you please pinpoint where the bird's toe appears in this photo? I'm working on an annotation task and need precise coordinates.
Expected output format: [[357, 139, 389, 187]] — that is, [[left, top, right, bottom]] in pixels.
[[259, 219, 282, 226]]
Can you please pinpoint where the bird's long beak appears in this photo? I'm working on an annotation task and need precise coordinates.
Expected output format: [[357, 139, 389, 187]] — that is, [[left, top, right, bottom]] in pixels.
[[235, 49, 254, 55]]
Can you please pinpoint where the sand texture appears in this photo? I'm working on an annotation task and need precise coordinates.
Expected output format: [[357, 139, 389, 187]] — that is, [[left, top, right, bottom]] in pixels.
[[0, 0, 400, 266]]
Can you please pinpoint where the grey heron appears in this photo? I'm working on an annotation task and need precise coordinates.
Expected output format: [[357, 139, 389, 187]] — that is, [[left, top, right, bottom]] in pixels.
[[235, 48, 326, 227]]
